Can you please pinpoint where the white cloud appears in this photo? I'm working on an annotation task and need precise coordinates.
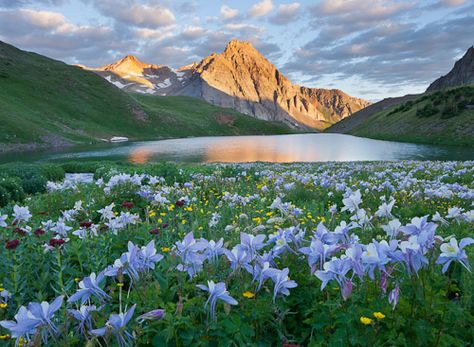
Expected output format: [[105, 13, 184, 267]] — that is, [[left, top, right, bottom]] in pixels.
[[180, 26, 206, 40], [249, 0, 274, 18], [224, 23, 265, 35], [119, 4, 175, 27], [220, 5, 239, 20], [93, 1, 176, 28], [269, 2, 300, 25], [17, 9, 66, 29]]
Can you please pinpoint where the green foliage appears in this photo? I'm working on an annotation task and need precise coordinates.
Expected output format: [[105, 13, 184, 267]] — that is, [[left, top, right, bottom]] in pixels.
[[416, 103, 438, 118], [0, 176, 25, 206]]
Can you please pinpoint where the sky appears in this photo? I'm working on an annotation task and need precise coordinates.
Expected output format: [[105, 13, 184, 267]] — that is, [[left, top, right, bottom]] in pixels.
[[0, 0, 473, 101]]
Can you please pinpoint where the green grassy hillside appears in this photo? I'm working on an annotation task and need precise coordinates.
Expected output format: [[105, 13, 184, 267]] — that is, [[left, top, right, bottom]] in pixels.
[[343, 86, 474, 146], [0, 41, 292, 152], [131, 94, 293, 137]]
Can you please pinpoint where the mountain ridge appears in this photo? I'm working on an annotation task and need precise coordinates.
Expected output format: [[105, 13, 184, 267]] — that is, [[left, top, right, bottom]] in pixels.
[[427, 46, 474, 92], [326, 46, 474, 146], [88, 39, 370, 130]]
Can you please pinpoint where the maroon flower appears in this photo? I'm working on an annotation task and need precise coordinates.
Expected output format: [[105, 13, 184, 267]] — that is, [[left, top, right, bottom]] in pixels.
[[13, 227, 27, 236], [49, 238, 65, 247], [121, 201, 134, 209], [175, 200, 185, 207], [149, 228, 160, 235], [79, 221, 93, 228], [34, 228, 45, 236], [6, 239, 20, 250], [162, 223, 169, 229]]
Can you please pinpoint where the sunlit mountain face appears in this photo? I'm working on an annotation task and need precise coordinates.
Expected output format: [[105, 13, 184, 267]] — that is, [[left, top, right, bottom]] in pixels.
[[83, 39, 370, 130], [0, 0, 473, 101]]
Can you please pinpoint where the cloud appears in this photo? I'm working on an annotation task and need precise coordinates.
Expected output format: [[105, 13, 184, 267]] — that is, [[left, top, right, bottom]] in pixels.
[[93, 1, 176, 28], [249, 0, 273, 18], [440, 0, 465, 6], [224, 23, 265, 36], [220, 5, 239, 20], [284, 13, 474, 91], [179, 26, 207, 41], [0, 0, 65, 6], [269, 2, 300, 25], [0, 8, 125, 66]]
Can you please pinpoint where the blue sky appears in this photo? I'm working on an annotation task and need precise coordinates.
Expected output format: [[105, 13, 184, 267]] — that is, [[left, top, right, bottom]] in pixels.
[[0, 0, 473, 101]]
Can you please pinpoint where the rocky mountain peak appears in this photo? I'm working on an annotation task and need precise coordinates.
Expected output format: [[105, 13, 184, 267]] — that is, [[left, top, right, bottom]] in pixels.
[[224, 39, 258, 54], [91, 39, 370, 130], [426, 46, 474, 92], [100, 55, 161, 75]]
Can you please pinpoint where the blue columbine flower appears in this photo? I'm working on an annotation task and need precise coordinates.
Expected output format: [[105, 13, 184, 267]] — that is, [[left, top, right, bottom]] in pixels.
[[68, 305, 100, 335], [237, 233, 266, 260], [0, 306, 41, 344], [224, 246, 251, 271], [68, 271, 110, 305], [196, 281, 238, 320], [315, 257, 351, 290], [139, 240, 164, 271], [91, 304, 136, 347], [437, 237, 474, 273], [271, 268, 297, 302], [1, 296, 65, 344]]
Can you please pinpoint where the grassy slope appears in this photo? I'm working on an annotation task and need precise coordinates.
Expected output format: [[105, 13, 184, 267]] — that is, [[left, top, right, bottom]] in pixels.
[[131, 94, 293, 137], [0, 41, 293, 151], [345, 86, 474, 146]]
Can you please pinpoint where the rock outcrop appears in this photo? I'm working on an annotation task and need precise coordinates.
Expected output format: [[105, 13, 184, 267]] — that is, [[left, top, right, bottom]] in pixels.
[[427, 46, 474, 92]]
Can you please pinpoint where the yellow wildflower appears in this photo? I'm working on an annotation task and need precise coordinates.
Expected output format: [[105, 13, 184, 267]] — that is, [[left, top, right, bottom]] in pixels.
[[161, 247, 171, 253], [243, 291, 255, 299], [0, 303, 7, 309], [116, 283, 124, 288], [360, 316, 373, 325], [373, 312, 386, 320]]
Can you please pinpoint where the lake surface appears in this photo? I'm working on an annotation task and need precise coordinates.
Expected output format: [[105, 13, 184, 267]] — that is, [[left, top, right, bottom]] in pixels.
[[1, 134, 473, 164]]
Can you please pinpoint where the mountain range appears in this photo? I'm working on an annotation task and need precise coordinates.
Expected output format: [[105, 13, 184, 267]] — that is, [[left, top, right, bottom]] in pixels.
[[86, 40, 370, 130], [0, 40, 291, 152]]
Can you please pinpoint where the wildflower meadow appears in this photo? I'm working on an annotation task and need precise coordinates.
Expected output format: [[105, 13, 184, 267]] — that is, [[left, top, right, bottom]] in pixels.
[[0, 161, 473, 346]]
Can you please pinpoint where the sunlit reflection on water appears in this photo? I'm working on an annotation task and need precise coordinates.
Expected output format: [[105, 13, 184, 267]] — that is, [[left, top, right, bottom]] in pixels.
[[2, 134, 473, 164]]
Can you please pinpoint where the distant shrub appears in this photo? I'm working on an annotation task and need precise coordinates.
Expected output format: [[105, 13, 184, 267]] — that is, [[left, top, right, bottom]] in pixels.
[[0, 164, 47, 194], [416, 104, 438, 118], [61, 161, 105, 173], [0, 177, 25, 206], [0, 185, 10, 207], [21, 175, 47, 194], [38, 164, 65, 181]]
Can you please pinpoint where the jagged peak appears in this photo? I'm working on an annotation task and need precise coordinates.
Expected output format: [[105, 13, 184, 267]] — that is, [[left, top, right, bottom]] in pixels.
[[223, 39, 259, 55]]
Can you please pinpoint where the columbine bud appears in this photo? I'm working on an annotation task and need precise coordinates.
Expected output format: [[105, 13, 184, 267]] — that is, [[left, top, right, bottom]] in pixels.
[[137, 309, 166, 323]]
